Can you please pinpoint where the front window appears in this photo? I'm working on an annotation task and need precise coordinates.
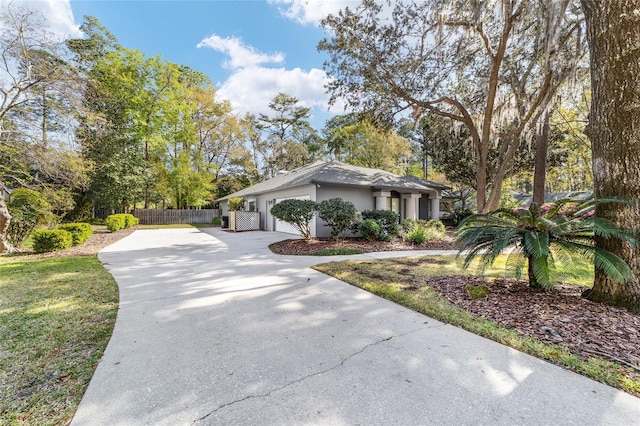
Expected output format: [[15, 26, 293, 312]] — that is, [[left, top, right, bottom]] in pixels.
[[386, 197, 400, 216]]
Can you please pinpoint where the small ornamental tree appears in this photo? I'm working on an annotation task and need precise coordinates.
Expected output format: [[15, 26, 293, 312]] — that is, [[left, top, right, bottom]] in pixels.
[[228, 197, 245, 211], [270, 199, 317, 239], [7, 188, 52, 248], [317, 198, 358, 240]]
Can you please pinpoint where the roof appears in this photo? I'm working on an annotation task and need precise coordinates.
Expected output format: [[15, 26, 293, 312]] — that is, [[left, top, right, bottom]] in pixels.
[[217, 160, 450, 201]]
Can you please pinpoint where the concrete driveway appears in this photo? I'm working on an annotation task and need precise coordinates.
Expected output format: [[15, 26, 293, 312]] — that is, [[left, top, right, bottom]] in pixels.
[[72, 228, 640, 425]]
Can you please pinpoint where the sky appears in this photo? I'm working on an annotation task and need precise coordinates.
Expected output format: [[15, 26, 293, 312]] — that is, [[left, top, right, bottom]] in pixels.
[[2, 0, 360, 130]]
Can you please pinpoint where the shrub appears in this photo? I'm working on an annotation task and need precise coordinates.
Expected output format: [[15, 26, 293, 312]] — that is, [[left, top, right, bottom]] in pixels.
[[270, 199, 318, 239], [228, 197, 244, 211], [123, 214, 139, 228], [212, 217, 222, 226], [105, 214, 126, 232], [59, 223, 93, 246], [401, 218, 420, 233], [317, 198, 359, 240], [359, 219, 382, 241], [407, 227, 428, 245], [32, 229, 73, 253], [105, 214, 138, 232], [7, 188, 52, 248], [361, 209, 399, 237], [402, 219, 446, 244]]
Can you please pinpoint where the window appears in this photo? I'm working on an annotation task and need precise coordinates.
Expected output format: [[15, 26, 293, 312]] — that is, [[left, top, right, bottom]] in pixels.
[[386, 196, 400, 216]]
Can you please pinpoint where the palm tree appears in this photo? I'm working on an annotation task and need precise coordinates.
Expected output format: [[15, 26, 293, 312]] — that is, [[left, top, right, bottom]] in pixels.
[[456, 194, 637, 289]]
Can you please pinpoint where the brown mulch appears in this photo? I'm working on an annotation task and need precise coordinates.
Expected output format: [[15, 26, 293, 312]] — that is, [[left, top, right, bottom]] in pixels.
[[425, 276, 640, 380], [271, 237, 640, 387], [269, 234, 456, 255]]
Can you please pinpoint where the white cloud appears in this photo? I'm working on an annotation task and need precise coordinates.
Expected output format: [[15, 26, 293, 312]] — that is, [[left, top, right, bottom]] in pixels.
[[267, 0, 359, 25], [197, 33, 345, 124], [197, 35, 285, 69], [0, 0, 81, 39], [217, 66, 337, 117]]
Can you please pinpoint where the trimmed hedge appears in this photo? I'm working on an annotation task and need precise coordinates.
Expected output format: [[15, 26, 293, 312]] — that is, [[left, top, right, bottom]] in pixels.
[[359, 219, 382, 241], [59, 223, 93, 246], [32, 229, 73, 253], [106, 214, 139, 232], [361, 209, 399, 237]]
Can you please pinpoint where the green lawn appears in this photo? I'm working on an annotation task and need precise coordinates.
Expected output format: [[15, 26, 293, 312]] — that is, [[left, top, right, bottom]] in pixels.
[[0, 256, 119, 425], [313, 254, 639, 396]]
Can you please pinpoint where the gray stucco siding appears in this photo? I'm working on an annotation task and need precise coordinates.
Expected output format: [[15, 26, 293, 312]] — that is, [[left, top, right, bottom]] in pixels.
[[314, 185, 376, 238]]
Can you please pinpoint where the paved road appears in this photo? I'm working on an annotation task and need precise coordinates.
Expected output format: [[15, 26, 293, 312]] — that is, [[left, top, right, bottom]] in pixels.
[[72, 228, 640, 425]]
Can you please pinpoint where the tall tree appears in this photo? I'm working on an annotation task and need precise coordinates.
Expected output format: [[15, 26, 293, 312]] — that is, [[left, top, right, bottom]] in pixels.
[[0, 5, 76, 252], [255, 93, 317, 178], [319, 0, 584, 212], [580, 0, 640, 313]]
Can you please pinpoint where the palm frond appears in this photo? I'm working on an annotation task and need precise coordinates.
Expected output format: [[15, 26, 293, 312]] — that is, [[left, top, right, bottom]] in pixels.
[[524, 231, 549, 258], [593, 248, 637, 283], [530, 255, 553, 289]]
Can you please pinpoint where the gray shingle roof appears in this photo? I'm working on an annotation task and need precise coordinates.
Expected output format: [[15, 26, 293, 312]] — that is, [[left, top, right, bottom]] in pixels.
[[217, 160, 449, 201]]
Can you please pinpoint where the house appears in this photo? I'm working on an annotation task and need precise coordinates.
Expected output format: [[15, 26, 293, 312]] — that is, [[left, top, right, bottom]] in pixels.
[[217, 160, 450, 237], [1, 183, 12, 201]]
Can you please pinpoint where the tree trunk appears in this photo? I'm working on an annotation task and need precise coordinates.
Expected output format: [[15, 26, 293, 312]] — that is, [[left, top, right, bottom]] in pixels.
[[581, 0, 640, 314], [533, 109, 550, 205], [0, 196, 15, 253]]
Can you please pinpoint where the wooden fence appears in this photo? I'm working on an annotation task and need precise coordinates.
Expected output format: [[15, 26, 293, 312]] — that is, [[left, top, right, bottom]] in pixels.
[[133, 209, 220, 225]]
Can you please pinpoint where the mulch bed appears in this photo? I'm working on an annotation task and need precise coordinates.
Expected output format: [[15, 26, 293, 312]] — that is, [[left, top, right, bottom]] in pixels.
[[425, 276, 640, 380], [269, 235, 456, 255]]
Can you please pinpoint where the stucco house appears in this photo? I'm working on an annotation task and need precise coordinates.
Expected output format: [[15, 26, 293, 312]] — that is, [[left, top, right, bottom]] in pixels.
[[217, 160, 449, 237]]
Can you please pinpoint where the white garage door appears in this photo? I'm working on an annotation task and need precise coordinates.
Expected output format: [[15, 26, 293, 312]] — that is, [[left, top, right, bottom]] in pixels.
[[274, 195, 311, 236]]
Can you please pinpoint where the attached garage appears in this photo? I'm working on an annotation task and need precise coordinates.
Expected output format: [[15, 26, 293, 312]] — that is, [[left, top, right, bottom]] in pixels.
[[274, 195, 311, 236]]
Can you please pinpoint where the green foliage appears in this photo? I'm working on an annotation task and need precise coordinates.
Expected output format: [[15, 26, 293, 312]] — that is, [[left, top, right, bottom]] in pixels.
[[228, 197, 244, 211], [323, 117, 412, 174], [313, 247, 365, 256], [32, 229, 73, 253], [361, 209, 399, 239], [359, 219, 382, 241], [402, 219, 446, 245], [58, 223, 93, 246], [270, 199, 318, 239], [456, 195, 637, 289], [6, 188, 53, 248], [123, 214, 139, 228], [105, 214, 125, 232], [212, 216, 222, 226], [105, 213, 137, 232], [407, 227, 428, 245], [317, 198, 359, 240]]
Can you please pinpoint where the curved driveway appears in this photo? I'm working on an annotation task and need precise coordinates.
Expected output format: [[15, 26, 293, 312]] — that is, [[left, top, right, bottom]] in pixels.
[[72, 228, 640, 425]]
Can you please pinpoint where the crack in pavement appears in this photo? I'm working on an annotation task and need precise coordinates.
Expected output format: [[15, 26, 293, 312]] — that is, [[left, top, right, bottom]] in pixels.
[[192, 329, 423, 424]]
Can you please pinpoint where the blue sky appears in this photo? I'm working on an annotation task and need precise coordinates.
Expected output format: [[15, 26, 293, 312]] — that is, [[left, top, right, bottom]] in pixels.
[[3, 0, 359, 129]]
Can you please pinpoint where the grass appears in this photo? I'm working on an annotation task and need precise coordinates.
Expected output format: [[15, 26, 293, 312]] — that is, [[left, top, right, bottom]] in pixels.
[[0, 256, 119, 425], [313, 254, 640, 396], [312, 247, 365, 256]]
